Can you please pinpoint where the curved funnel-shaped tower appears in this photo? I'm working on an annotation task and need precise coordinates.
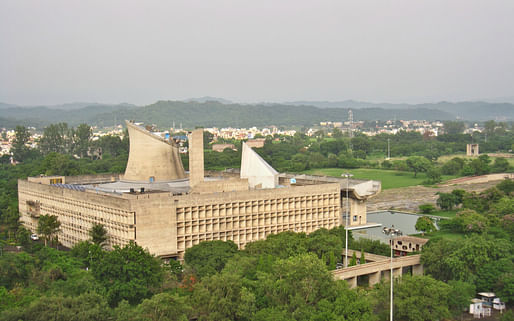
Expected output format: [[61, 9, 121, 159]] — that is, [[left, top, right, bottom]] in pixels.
[[124, 121, 186, 182]]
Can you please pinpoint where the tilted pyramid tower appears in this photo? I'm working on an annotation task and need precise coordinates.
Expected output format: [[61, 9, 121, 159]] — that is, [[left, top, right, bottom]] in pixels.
[[240, 142, 278, 189]]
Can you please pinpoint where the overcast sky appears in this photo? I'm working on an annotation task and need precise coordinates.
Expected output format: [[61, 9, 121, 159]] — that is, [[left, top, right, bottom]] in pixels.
[[1, 0, 513, 106]]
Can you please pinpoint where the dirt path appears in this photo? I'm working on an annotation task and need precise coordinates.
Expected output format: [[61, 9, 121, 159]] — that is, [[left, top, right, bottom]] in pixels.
[[367, 180, 501, 212]]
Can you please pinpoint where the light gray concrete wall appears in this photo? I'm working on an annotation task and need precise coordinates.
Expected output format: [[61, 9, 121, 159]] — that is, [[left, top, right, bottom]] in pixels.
[[188, 129, 204, 188], [124, 121, 185, 182]]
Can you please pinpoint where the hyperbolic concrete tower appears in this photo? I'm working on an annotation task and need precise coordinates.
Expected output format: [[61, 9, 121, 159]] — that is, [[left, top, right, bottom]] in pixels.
[[123, 121, 186, 182]]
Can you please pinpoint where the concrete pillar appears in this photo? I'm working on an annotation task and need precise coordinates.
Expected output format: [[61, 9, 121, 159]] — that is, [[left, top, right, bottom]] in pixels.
[[188, 129, 204, 188], [412, 264, 424, 276], [369, 271, 381, 286], [393, 268, 402, 278], [347, 276, 357, 289], [382, 270, 391, 282], [349, 199, 367, 225]]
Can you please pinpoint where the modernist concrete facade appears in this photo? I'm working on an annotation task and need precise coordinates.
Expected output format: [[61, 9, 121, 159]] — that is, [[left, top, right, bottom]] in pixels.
[[19, 122, 381, 259], [391, 236, 428, 256]]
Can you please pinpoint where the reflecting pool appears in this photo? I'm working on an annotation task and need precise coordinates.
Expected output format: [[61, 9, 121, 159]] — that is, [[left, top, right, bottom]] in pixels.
[[352, 211, 439, 243]]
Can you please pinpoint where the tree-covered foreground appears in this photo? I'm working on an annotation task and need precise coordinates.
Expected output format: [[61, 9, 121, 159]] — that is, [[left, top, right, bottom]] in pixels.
[[0, 122, 513, 320], [0, 180, 512, 320]]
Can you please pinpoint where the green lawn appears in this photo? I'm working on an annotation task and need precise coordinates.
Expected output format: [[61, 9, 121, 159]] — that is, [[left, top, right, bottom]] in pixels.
[[437, 153, 514, 167], [302, 168, 457, 190], [419, 230, 466, 241], [428, 209, 458, 218]]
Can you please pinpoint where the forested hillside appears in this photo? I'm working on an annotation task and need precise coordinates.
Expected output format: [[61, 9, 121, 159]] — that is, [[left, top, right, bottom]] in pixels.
[[4, 99, 514, 129]]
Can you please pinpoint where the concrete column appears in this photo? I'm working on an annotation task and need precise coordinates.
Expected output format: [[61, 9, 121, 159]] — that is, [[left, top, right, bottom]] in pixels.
[[412, 264, 424, 276], [349, 199, 367, 225], [188, 129, 204, 188], [382, 270, 391, 282], [393, 268, 402, 278], [347, 276, 357, 289], [369, 271, 381, 286]]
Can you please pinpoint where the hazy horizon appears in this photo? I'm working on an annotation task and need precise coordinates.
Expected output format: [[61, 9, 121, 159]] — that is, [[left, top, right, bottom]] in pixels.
[[1, 0, 513, 106]]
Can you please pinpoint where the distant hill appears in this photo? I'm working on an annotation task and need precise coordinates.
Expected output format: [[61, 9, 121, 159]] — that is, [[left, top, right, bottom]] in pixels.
[[0, 103, 138, 129], [287, 100, 514, 121], [87, 101, 454, 128], [0, 99, 511, 130], [183, 97, 233, 104]]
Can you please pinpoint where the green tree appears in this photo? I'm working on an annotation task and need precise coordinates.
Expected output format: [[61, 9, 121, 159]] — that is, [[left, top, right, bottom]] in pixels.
[[135, 292, 192, 321], [484, 120, 496, 136], [469, 154, 491, 175], [447, 280, 476, 316], [436, 192, 458, 210], [256, 253, 335, 315], [424, 167, 442, 184], [373, 275, 452, 321], [191, 271, 255, 321], [415, 216, 435, 235], [306, 228, 343, 266], [443, 121, 465, 135], [359, 251, 366, 264], [11, 126, 31, 162], [71, 123, 92, 158], [421, 235, 512, 283], [349, 252, 357, 266], [497, 179, 514, 195], [244, 231, 308, 260], [418, 204, 435, 214], [441, 157, 465, 175], [350, 238, 389, 256], [39, 123, 71, 155], [454, 209, 488, 233], [89, 223, 108, 247], [493, 157, 510, 173], [40, 153, 80, 176], [91, 242, 164, 306], [184, 240, 238, 278], [0, 292, 112, 321], [406, 156, 431, 177], [37, 215, 61, 247], [332, 128, 344, 138]]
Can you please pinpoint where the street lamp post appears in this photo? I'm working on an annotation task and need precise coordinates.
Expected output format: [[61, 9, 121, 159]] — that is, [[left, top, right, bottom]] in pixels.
[[341, 173, 353, 268], [383, 226, 401, 321]]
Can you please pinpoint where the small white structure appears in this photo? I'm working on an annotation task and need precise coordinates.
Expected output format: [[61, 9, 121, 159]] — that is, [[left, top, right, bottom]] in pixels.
[[493, 298, 506, 313], [470, 299, 491, 318], [240, 142, 278, 189]]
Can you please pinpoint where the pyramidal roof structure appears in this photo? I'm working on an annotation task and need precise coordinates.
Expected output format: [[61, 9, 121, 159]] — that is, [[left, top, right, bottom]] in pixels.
[[240, 142, 278, 189]]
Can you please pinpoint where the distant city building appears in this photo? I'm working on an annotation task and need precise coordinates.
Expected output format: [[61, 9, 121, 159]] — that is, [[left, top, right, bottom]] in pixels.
[[212, 143, 236, 152], [246, 138, 266, 148], [19, 121, 380, 259]]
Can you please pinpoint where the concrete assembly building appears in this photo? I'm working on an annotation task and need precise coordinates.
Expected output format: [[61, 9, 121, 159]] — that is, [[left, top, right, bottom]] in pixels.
[[19, 121, 380, 259]]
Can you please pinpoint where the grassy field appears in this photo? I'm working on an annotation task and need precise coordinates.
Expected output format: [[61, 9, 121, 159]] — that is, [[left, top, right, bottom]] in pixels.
[[437, 153, 514, 166], [302, 168, 457, 190], [428, 209, 458, 218], [420, 230, 466, 241]]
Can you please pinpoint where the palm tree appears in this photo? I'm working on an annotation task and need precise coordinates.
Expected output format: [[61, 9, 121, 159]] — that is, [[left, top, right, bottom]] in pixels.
[[37, 215, 61, 247], [89, 223, 108, 247]]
